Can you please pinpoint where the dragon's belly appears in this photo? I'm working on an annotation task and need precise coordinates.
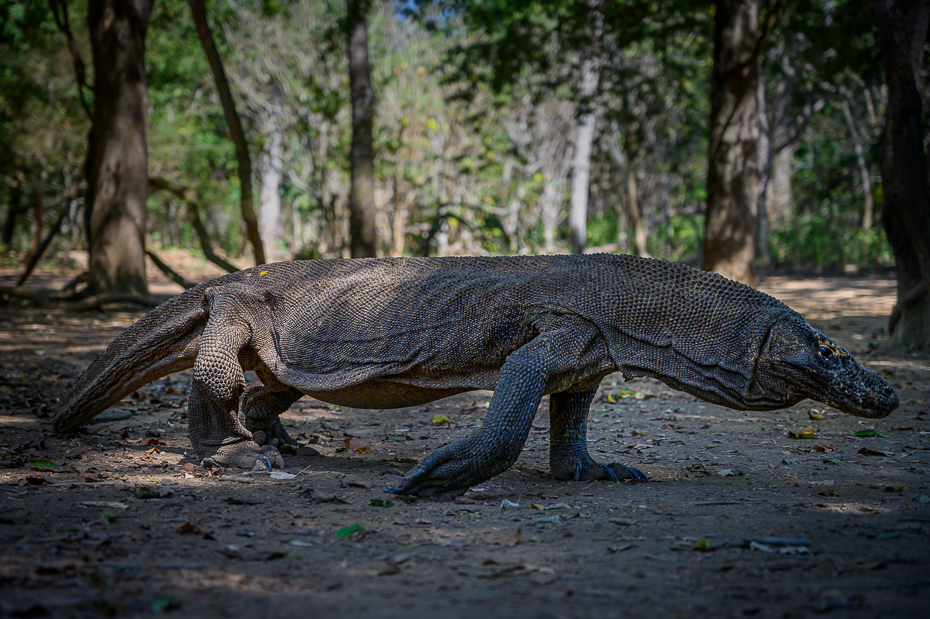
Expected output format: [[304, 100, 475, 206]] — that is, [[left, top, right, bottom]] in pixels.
[[302, 374, 498, 410]]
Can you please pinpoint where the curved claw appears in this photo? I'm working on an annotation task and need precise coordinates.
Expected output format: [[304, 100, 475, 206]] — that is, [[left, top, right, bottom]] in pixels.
[[606, 462, 649, 482], [387, 439, 502, 499], [387, 460, 469, 499], [556, 455, 647, 483], [252, 455, 273, 471]]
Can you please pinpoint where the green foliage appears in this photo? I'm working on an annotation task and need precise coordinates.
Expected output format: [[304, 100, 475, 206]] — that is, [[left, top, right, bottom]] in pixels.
[[0, 0, 897, 271], [771, 214, 890, 268]]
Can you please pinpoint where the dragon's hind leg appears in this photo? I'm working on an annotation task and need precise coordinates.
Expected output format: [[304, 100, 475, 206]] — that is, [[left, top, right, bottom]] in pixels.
[[549, 389, 648, 482], [188, 289, 283, 470], [241, 384, 303, 453]]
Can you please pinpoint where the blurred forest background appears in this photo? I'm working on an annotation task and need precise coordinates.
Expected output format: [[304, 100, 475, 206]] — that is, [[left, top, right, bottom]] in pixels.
[[1, 0, 928, 348]]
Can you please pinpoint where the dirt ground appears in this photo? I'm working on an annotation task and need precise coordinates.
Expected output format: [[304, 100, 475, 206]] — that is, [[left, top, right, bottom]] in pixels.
[[1, 257, 928, 619]]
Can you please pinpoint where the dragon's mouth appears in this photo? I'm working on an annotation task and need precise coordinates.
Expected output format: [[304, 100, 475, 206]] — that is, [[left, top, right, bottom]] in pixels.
[[785, 360, 899, 419]]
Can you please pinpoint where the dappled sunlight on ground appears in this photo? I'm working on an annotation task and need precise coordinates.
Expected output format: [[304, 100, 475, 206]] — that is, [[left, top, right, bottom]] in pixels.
[[1, 262, 928, 617]]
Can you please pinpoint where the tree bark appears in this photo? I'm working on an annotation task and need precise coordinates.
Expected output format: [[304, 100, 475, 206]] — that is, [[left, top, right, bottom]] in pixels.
[[874, 0, 930, 350], [258, 108, 284, 262], [190, 0, 265, 266], [1, 177, 22, 250], [346, 0, 378, 258], [85, 0, 152, 296], [568, 1, 602, 255], [703, 0, 775, 285], [841, 98, 875, 230], [570, 80, 597, 254]]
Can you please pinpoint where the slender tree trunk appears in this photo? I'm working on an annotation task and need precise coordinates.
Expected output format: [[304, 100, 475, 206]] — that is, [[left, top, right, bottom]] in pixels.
[[27, 171, 44, 260], [190, 0, 265, 265], [703, 0, 775, 285], [769, 147, 794, 229], [85, 0, 152, 296], [627, 171, 648, 257], [568, 1, 602, 255], [875, 0, 930, 350], [841, 99, 874, 230], [2, 175, 23, 250], [541, 181, 560, 253], [570, 93, 596, 254], [258, 109, 284, 261], [346, 0, 378, 258]]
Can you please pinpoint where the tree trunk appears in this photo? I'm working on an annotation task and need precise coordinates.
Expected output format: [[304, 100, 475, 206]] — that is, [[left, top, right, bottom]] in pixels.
[[190, 0, 265, 266], [346, 0, 378, 258], [2, 175, 23, 250], [875, 0, 930, 350], [85, 0, 152, 296], [568, 2, 602, 255], [627, 171, 649, 257], [768, 147, 794, 230], [702, 0, 773, 285], [258, 110, 284, 262], [841, 98, 875, 230], [27, 171, 44, 261], [541, 181, 561, 253]]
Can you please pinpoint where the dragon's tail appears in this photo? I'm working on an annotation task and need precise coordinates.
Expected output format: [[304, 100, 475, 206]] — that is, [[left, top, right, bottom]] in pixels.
[[53, 284, 211, 433]]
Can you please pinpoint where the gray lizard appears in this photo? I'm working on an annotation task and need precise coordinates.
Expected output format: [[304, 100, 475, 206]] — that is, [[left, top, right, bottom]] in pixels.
[[53, 255, 898, 497]]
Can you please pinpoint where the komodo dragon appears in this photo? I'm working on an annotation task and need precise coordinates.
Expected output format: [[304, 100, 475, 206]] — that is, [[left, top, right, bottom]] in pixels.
[[53, 255, 898, 498]]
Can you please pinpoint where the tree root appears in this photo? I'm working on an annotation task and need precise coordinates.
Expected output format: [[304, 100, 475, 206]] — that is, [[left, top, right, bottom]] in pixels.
[[889, 280, 928, 335]]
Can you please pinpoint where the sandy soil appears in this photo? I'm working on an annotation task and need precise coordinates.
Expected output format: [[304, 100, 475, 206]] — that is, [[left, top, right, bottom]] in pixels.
[[0, 259, 928, 618]]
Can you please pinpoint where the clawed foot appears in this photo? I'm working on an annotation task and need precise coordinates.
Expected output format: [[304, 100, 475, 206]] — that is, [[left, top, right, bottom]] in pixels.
[[552, 455, 648, 483], [249, 417, 299, 454], [387, 439, 511, 500], [202, 440, 285, 471]]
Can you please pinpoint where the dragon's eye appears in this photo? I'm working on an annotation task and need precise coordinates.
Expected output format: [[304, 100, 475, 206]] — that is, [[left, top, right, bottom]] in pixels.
[[819, 346, 833, 359]]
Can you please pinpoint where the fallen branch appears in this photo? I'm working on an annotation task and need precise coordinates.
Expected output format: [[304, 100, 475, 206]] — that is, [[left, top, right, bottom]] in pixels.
[[0, 286, 51, 308], [66, 293, 160, 312], [145, 250, 195, 289]]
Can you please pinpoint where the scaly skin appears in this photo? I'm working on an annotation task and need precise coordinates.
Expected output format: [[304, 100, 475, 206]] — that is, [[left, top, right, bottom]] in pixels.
[[53, 255, 898, 498]]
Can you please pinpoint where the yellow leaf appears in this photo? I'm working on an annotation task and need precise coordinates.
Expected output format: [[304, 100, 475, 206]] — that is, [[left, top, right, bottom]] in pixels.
[[606, 394, 616, 403], [427, 118, 440, 132], [798, 425, 817, 439], [631, 430, 645, 437], [432, 414, 453, 425], [342, 437, 371, 453]]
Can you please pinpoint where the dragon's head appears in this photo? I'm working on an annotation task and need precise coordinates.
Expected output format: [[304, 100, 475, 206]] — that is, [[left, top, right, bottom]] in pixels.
[[758, 314, 898, 419]]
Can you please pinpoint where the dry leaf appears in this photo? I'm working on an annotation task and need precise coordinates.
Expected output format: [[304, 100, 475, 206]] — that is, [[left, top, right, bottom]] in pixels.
[[789, 425, 817, 439], [342, 437, 371, 453]]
